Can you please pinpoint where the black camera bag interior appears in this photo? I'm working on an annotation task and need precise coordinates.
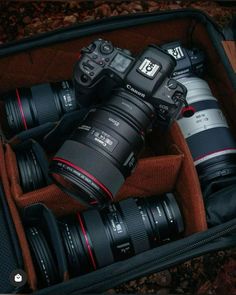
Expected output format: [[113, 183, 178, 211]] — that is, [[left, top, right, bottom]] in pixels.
[[0, 9, 235, 294], [0, 182, 24, 293]]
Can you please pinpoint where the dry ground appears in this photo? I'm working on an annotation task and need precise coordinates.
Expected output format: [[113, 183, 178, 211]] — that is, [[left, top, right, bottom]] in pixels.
[[0, 1, 236, 294]]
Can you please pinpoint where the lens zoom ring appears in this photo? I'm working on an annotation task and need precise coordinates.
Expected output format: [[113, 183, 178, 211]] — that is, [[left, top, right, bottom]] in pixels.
[[119, 198, 150, 254], [31, 84, 60, 125]]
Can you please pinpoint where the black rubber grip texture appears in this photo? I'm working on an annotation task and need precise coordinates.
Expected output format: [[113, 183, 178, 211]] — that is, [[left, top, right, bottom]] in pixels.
[[119, 198, 150, 254], [82, 209, 114, 268], [31, 84, 60, 125]]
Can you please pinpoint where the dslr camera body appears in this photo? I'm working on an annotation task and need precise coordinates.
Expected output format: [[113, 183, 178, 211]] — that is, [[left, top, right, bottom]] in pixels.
[[161, 41, 205, 78], [50, 39, 188, 207], [74, 39, 187, 128]]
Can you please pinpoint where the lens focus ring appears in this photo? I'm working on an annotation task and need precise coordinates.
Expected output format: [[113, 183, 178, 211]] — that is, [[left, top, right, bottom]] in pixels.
[[31, 84, 60, 124], [119, 198, 150, 254]]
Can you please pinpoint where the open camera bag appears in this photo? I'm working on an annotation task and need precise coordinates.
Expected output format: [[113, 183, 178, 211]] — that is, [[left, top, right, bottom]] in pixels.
[[0, 9, 235, 294]]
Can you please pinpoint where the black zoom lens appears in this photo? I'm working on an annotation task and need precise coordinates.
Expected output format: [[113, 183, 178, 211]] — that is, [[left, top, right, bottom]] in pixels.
[[59, 194, 184, 278], [25, 194, 183, 286], [4, 80, 77, 134], [49, 90, 156, 207], [16, 148, 47, 192]]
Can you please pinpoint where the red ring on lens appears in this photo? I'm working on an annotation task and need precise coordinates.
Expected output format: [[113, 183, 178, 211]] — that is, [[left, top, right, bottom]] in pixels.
[[15, 88, 28, 130], [77, 212, 97, 270], [89, 200, 98, 205], [194, 148, 236, 162], [181, 106, 195, 118], [52, 157, 113, 201]]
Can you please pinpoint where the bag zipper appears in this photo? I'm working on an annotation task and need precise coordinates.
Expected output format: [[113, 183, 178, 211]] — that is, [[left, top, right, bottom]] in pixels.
[[76, 219, 236, 293], [34, 218, 236, 295], [159, 221, 236, 261]]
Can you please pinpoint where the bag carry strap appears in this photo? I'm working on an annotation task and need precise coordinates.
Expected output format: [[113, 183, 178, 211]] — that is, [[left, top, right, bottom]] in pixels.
[[43, 108, 88, 152], [34, 217, 236, 295], [9, 122, 56, 148]]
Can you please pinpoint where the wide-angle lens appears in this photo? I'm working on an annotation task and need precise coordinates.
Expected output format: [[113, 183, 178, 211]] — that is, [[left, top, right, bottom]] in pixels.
[[25, 194, 183, 285], [59, 194, 184, 278], [4, 80, 77, 134]]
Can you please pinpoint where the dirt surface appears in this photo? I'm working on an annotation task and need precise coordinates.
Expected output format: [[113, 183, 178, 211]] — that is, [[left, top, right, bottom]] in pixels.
[[0, 1, 236, 294], [0, 1, 235, 44], [112, 250, 236, 294]]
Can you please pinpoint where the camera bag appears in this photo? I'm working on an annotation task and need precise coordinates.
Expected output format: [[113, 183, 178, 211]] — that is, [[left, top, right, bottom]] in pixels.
[[0, 8, 235, 294], [0, 181, 24, 293]]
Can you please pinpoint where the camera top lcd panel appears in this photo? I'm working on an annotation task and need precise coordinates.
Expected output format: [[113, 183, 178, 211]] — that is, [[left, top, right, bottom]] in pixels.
[[74, 39, 176, 106]]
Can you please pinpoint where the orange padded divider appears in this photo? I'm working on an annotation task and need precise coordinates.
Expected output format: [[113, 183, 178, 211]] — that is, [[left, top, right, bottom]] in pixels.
[[5, 122, 208, 236], [168, 122, 208, 234]]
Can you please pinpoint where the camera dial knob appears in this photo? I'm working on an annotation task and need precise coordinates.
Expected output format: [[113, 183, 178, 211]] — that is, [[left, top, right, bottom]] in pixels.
[[81, 43, 96, 54], [100, 42, 114, 54], [167, 79, 178, 89]]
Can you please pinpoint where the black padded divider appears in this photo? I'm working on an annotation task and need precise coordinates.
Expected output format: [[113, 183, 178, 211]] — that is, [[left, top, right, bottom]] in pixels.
[[205, 182, 236, 227], [0, 183, 23, 293], [23, 203, 68, 284]]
